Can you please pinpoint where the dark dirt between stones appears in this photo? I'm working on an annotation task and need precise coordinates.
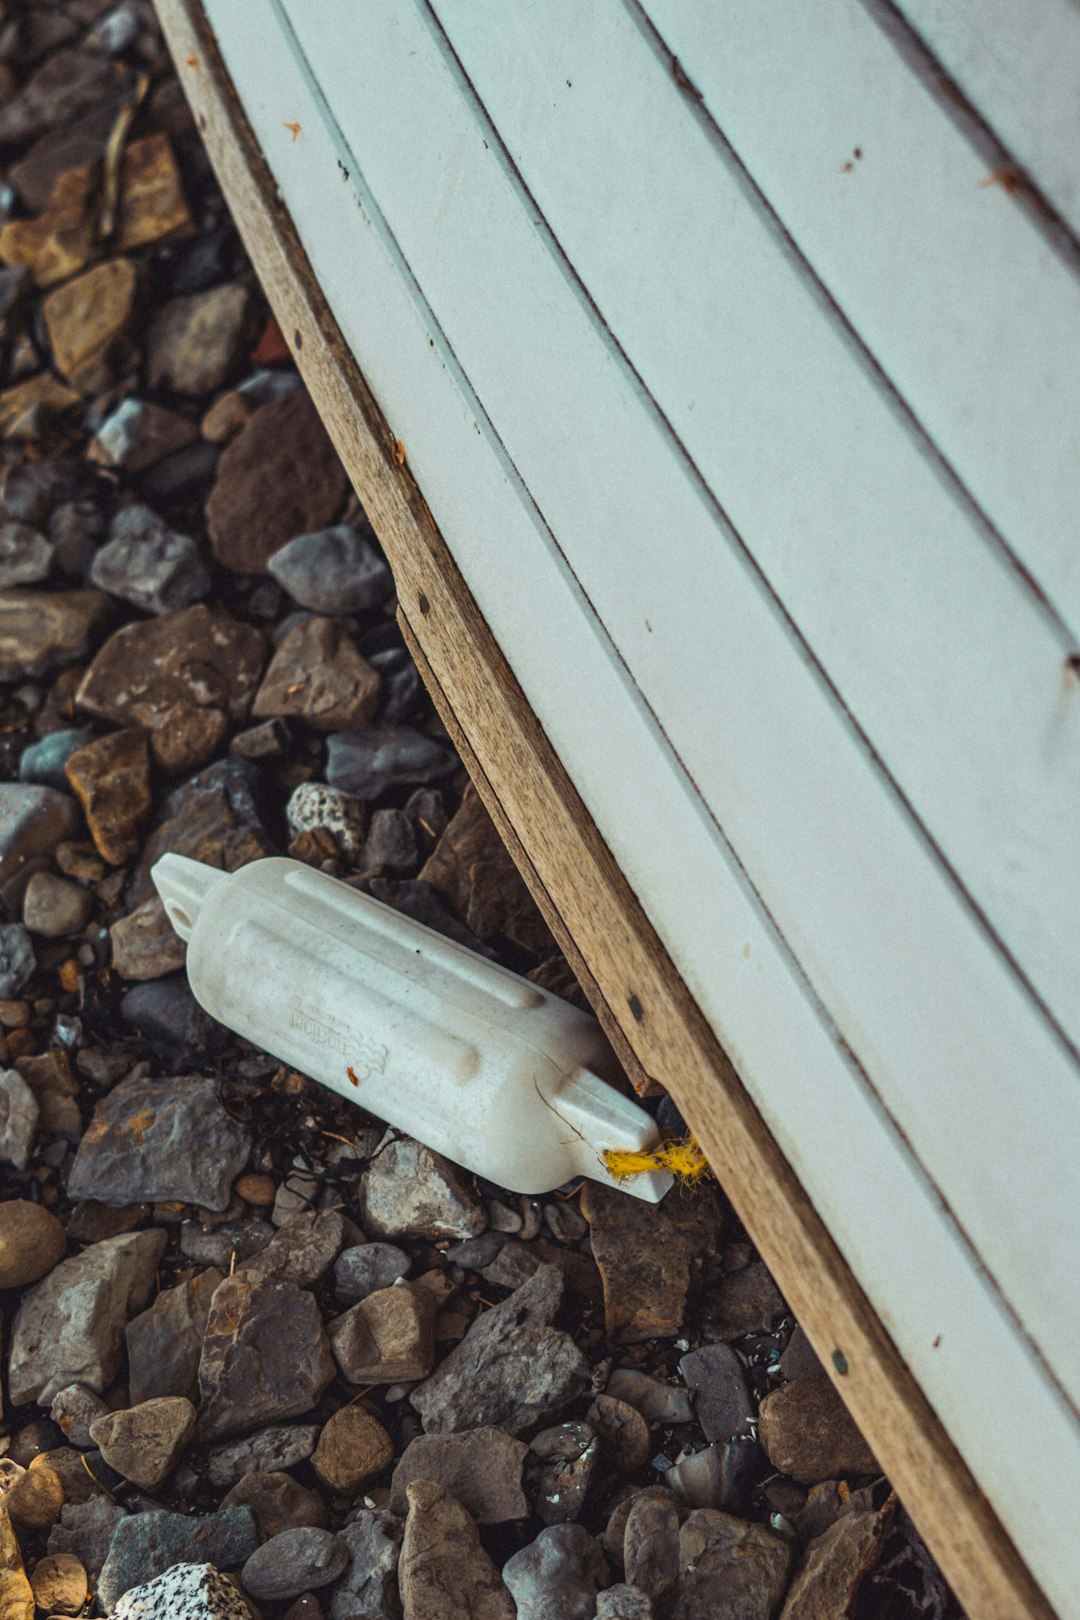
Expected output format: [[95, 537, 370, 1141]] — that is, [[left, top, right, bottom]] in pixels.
[[0, 3, 965, 1617]]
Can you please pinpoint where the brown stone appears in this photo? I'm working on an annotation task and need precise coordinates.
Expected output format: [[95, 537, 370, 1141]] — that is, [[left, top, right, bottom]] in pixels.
[[0, 590, 109, 679], [705, 1262, 789, 1342], [116, 133, 194, 253], [0, 51, 125, 148], [109, 895, 185, 980], [76, 604, 265, 732], [22, 871, 91, 937], [676, 1509, 793, 1620], [16, 1049, 81, 1138], [87, 399, 198, 474], [778, 1507, 888, 1619], [65, 728, 150, 865], [758, 1373, 879, 1486], [0, 1504, 34, 1620], [0, 1199, 66, 1288], [252, 617, 382, 732], [221, 1471, 327, 1540], [128, 761, 272, 909], [42, 259, 137, 394], [399, 1480, 514, 1620], [146, 282, 252, 398], [29, 1551, 87, 1617], [581, 1182, 723, 1343], [329, 1284, 436, 1385], [421, 783, 552, 955], [88, 1396, 196, 1490], [149, 701, 229, 773], [0, 374, 82, 439], [0, 164, 95, 289], [206, 389, 348, 573], [588, 1394, 651, 1473], [197, 1274, 337, 1441], [390, 1428, 528, 1524], [310, 1406, 394, 1494], [6, 1464, 64, 1530], [236, 1173, 276, 1206], [201, 389, 253, 444], [126, 1268, 223, 1407]]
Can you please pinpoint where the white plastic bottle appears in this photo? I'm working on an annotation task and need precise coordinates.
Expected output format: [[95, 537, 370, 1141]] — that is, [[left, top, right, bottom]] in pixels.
[[153, 853, 671, 1202]]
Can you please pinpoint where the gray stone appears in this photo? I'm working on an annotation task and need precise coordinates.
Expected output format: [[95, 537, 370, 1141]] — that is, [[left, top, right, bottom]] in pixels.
[[68, 1075, 251, 1212], [445, 1233, 504, 1272], [673, 1510, 793, 1620], [50, 1383, 108, 1448], [9, 1228, 167, 1405], [360, 807, 418, 874], [326, 727, 457, 798], [146, 283, 252, 396], [779, 1327, 821, 1385], [89, 1396, 197, 1489], [90, 504, 210, 616], [0, 1065, 38, 1168], [19, 727, 95, 791], [180, 1218, 274, 1270], [230, 717, 291, 759], [678, 1343, 754, 1442], [0, 50, 123, 145], [596, 1586, 654, 1620], [503, 1524, 607, 1620], [390, 1428, 528, 1524], [197, 1274, 337, 1441], [240, 1210, 347, 1288], [330, 1510, 403, 1620], [286, 782, 367, 860], [624, 1495, 680, 1613], [242, 1528, 348, 1601], [268, 524, 393, 616], [778, 1508, 886, 1618], [361, 1136, 486, 1243], [110, 1562, 254, 1620], [0, 521, 53, 587], [204, 1426, 322, 1491], [334, 1242, 409, 1304], [22, 870, 91, 937], [221, 1471, 327, 1541], [87, 398, 198, 473], [110, 894, 187, 980], [606, 1370, 694, 1426], [529, 1422, 599, 1525], [98, 1511, 259, 1612], [757, 1373, 878, 1486], [0, 782, 81, 906], [47, 1496, 128, 1578], [411, 1264, 590, 1437], [400, 1480, 514, 1620], [0, 923, 35, 995]]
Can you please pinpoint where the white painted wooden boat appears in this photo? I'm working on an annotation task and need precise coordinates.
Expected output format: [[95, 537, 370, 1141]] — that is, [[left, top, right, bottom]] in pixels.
[[154, 3, 1080, 1614]]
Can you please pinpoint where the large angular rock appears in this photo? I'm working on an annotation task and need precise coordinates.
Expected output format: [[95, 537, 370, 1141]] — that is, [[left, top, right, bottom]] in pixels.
[[206, 390, 348, 573], [126, 1269, 222, 1405], [252, 615, 381, 731], [110, 1563, 253, 1620], [68, 1074, 251, 1212], [221, 1470, 327, 1540], [114, 132, 195, 254], [502, 1524, 606, 1620], [240, 1210, 347, 1289], [197, 1274, 336, 1440], [623, 1494, 680, 1612], [268, 523, 393, 615], [390, 1429, 528, 1524], [64, 727, 151, 865], [0, 590, 110, 681], [399, 1481, 514, 1620], [778, 1507, 887, 1619], [128, 757, 272, 908], [146, 283, 252, 396], [411, 1265, 590, 1436], [678, 1343, 754, 1443], [420, 784, 551, 954], [361, 1136, 487, 1243], [581, 1182, 722, 1343], [97, 1509, 258, 1612], [204, 1425, 320, 1491], [90, 504, 210, 616], [757, 1373, 878, 1486], [310, 1406, 393, 1494], [88, 1396, 196, 1489], [0, 1504, 33, 1620], [75, 603, 265, 734], [326, 727, 457, 798], [674, 1510, 793, 1620], [9, 1229, 166, 1405], [0, 52, 125, 146], [329, 1283, 436, 1384]]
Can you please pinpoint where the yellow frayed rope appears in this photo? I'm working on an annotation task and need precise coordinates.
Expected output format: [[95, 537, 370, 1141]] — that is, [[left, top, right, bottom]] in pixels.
[[603, 1135, 711, 1185]]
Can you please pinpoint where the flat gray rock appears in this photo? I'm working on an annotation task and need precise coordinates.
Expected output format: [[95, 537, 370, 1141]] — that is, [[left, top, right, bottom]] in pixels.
[[268, 523, 393, 615], [241, 1527, 348, 1601], [411, 1264, 590, 1437], [98, 1512, 259, 1612], [399, 1480, 514, 1620], [9, 1228, 167, 1405], [678, 1343, 754, 1442], [334, 1242, 409, 1304], [90, 503, 210, 616], [197, 1275, 336, 1441], [68, 1075, 251, 1212], [204, 1425, 321, 1491]]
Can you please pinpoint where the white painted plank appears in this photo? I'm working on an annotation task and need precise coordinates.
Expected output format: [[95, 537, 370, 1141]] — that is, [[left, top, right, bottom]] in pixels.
[[631, 0, 1080, 635], [892, 0, 1080, 241], [277, 0, 1080, 1375], [426, 0, 1080, 1064], [203, 7, 1080, 1612]]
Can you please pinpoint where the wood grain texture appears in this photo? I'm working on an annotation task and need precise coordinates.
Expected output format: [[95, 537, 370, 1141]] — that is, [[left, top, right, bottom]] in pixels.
[[152, 2, 1056, 1614]]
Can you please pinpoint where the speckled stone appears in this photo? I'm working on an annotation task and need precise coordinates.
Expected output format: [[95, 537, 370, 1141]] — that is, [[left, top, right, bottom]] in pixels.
[[109, 1561, 253, 1620], [285, 782, 366, 861]]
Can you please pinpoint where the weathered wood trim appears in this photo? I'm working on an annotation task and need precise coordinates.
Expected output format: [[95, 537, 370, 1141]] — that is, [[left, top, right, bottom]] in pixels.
[[153, 2, 1056, 1614]]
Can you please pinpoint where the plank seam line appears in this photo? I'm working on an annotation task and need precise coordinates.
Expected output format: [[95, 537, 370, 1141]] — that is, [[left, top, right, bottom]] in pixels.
[[862, 0, 1080, 277], [621, 0, 1078, 648], [412, 2, 1080, 1071], [256, 0, 1080, 1429]]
